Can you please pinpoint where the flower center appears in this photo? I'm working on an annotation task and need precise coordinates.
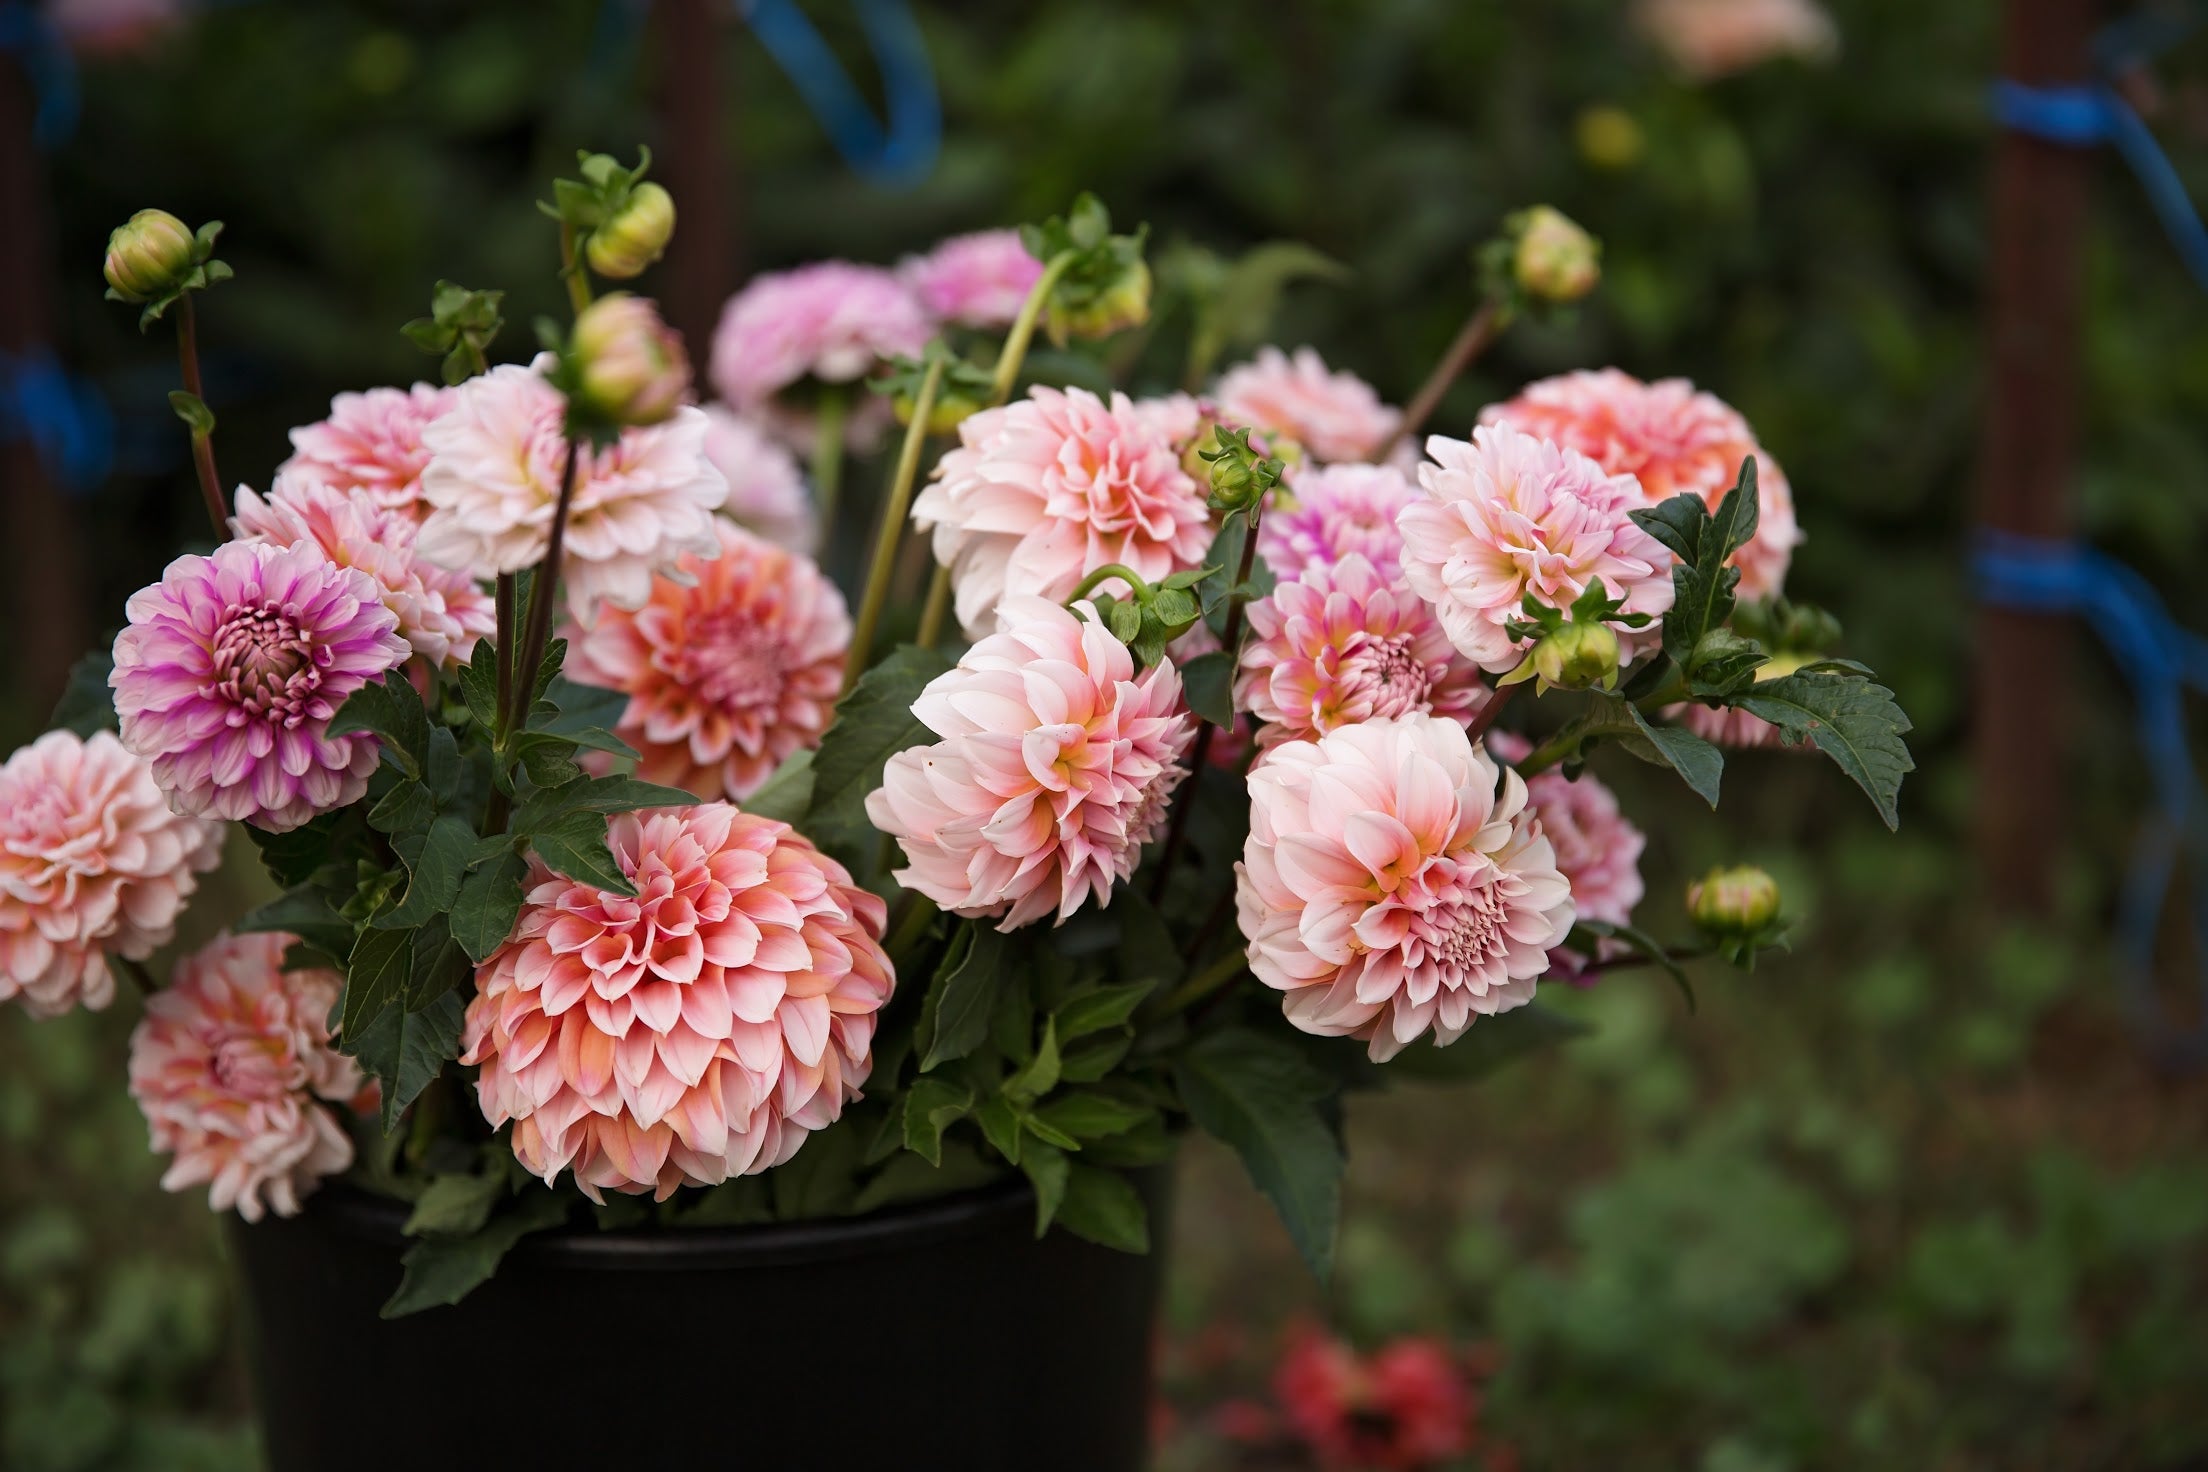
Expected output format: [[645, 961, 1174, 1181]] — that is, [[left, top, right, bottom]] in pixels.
[[210, 1029, 294, 1100], [1412, 880, 1510, 976], [210, 605, 321, 724], [687, 611, 787, 709], [1342, 634, 1433, 717]]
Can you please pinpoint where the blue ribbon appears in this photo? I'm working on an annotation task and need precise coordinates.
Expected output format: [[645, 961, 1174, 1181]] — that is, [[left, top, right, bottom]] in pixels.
[[736, 0, 938, 186], [0, 348, 113, 491], [1974, 531, 2208, 1061], [0, 0, 79, 147]]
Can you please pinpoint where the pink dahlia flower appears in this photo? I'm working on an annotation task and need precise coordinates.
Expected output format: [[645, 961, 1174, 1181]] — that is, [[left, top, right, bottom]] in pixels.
[[128, 931, 370, 1222], [911, 385, 1213, 640], [701, 404, 818, 556], [0, 731, 223, 1018], [414, 358, 726, 623], [565, 521, 850, 802], [462, 805, 893, 1201], [1481, 368, 1802, 600], [111, 540, 410, 833], [1238, 554, 1490, 750], [1635, 0, 1838, 80], [899, 229, 1044, 330], [865, 597, 1197, 929], [233, 476, 495, 670], [708, 261, 931, 452], [1398, 425, 1674, 675], [1215, 346, 1400, 465], [1238, 713, 1575, 1061], [1257, 461, 1422, 582], [278, 382, 455, 519], [1674, 702, 1783, 748], [1524, 769, 1644, 929]]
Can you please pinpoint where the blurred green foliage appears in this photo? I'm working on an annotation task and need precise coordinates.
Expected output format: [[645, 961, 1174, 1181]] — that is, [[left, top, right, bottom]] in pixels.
[[10, 0, 2208, 1466]]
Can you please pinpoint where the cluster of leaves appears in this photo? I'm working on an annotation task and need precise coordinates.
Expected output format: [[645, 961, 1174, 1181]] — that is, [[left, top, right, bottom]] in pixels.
[[400, 280, 506, 386], [1022, 192, 1151, 346]]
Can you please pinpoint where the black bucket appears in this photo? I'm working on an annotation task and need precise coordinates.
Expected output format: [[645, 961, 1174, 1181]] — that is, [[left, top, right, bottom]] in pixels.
[[226, 1170, 1170, 1472]]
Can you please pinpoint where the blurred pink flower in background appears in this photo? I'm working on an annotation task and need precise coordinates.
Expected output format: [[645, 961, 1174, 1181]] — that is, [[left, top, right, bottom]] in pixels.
[[1238, 713, 1574, 1061], [566, 521, 850, 802], [1635, 0, 1838, 80], [1215, 346, 1400, 464], [0, 731, 223, 1018], [414, 358, 725, 623], [463, 805, 893, 1201], [708, 262, 931, 452], [110, 540, 410, 832], [1482, 367, 1801, 600], [1271, 1325, 1478, 1471], [867, 597, 1195, 929], [912, 385, 1211, 639], [51, 0, 184, 57], [1399, 424, 1674, 674], [277, 383, 455, 520], [128, 931, 370, 1222], [900, 229, 1044, 330], [700, 404, 818, 555], [1257, 461, 1423, 582], [1524, 769, 1645, 928], [233, 476, 495, 670]]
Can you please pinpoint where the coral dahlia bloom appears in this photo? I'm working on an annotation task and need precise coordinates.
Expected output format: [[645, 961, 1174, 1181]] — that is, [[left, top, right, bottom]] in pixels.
[[0, 731, 222, 1018], [566, 521, 850, 802], [1258, 461, 1423, 582], [708, 261, 931, 451], [128, 931, 369, 1222], [911, 386, 1212, 640], [1238, 554, 1489, 750], [415, 358, 726, 623], [233, 476, 495, 670], [1215, 346, 1400, 465], [1481, 368, 1802, 599], [701, 404, 818, 555], [462, 805, 894, 1201], [899, 229, 1044, 330], [1398, 425, 1674, 675], [278, 382, 455, 518], [1238, 714, 1574, 1061], [1524, 769, 1644, 929], [111, 540, 410, 832], [1273, 1326, 1477, 1472], [865, 597, 1197, 929]]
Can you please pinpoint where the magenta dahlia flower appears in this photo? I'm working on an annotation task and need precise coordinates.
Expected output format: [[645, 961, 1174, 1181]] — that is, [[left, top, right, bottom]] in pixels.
[[414, 358, 726, 623], [111, 540, 410, 833], [278, 382, 455, 519], [128, 931, 371, 1222], [1481, 368, 1802, 600], [1398, 424, 1674, 675], [707, 261, 931, 452], [701, 403, 818, 555], [911, 385, 1212, 640], [866, 596, 1197, 929], [565, 520, 850, 802], [1215, 346, 1400, 465], [1257, 462, 1423, 583], [462, 804, 894, 1201], [1238, 713, 1575, 1061], [899, 229, 1044, 330], [233, 475, 494, 670], [0, 731, 223, 1018], [1237, 554, 1489, 750]]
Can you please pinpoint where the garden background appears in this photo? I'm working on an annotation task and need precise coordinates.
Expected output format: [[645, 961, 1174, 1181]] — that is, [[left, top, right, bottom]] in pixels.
[[3, 0, 2206, 1466]]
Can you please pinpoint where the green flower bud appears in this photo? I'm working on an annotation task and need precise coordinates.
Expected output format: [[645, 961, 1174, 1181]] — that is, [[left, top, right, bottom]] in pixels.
[[1512, 206, 1601, 305], [1529, 619, 1620, 691], [1687, 866, 1781, 936], [585, 181, 676, 280], [570, 293, 690, 428], [1045, 258, 1152, 344], [1574, 106, 1645, 172], [103, 209, 198, 302]]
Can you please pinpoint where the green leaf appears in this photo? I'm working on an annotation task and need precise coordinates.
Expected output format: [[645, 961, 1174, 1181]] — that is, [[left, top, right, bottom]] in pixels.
[[346, 987, 466, 1134], [1004, 1018, 1063, 1104], [366, 778, 435, 835], [901, 1077, 973, 1167], [1180, 650, 1236, 728], [919, 924, 1011, 1072], [404, 916, 471, 1010], [1058, 1032, 1134, 1083], [1021, 1112, 1082, 1152], [341, 927, 411, 1042], [1621, 704, 1724, 808], [515, 735, 584, 789], [535, 674, 626, 738], [457, 641, 501, 733], [49, 648, 117, 736], [1736, 670, 1915, 830], [742, 748, 816, 825], [246, 809, 368, 889], [451, 846, 529, 963], [1054, 1164, 1149, 1252], [1111, 887, 1182, 990], [381, 1188, 569, 1318], [168, 390, 216, 437], [1020, 1141, 1070, 1234], [1032, 1090, 1154, 1140], [526, 810, 636, 897], [1175, 1026, 1343, 1279], [805, 645, 955, 874], [328, 671, 430, 779], [1055, 981, 1154, 1043], [1380, 1003, 1591, 1083], [373, 814, 478, 930], [1633, 468, 1758, 670], [235, 886, 353, 967], [403, 1172, 507, 1238], [512, 773, 696, 833], [974, 1094, 1024, 1165], [1200, 516, 1276, 640]]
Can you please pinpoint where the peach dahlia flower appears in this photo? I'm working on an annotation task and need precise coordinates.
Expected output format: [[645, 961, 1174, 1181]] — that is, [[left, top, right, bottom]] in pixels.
[[278, 382, 455, 519], [1215, 346, 1400, 464]]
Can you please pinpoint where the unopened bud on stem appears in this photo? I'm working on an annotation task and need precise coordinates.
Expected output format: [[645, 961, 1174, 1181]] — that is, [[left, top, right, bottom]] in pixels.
[[1512, 205, 1601, 305], [1687, 865, 1781, 936], [585, 181, 676, 280], [104, 210, 198, 302], [570, 293, 689, 428]]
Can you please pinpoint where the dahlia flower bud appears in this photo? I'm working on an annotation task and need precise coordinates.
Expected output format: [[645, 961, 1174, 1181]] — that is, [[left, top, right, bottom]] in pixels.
[[103, 209, 198, 302], [1511, 206, 1601, 305], [1526, 619, 1620, 691], [1045, 257, 1152, 344], [571, 293, 690, 428], [1576, 106, 1646, 171], [893, 381, 982, 436], [585, 180, 676, 280], [1687, 865, 1781, 935]]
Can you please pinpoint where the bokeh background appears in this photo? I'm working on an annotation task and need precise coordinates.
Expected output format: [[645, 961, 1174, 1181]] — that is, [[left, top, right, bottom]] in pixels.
[[4, 0, 2207, 1467]]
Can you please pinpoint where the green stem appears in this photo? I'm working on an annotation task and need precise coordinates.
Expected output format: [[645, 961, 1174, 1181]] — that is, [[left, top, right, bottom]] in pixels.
[[1154, 945, 1249, 1019], [916, 563, 955, 650], [1374, 295, 1506, 464], [989, 249, 1078, 407], [558, 224, 593, 316], [504, 438, 583, 740], [114, 955, 157, 998], [884, 893, 939, 970], [175, 295, 226, 534], [811, 388, 848, 527], [484, 572, 519, 834], [1462, 682, 1519, 744], [1065, 562, 1150, 605], [847, 355, 946, 693]]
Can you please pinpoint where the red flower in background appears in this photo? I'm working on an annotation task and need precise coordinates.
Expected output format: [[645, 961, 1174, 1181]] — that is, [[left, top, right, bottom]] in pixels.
[[1270, 1325, 1476, 1471]]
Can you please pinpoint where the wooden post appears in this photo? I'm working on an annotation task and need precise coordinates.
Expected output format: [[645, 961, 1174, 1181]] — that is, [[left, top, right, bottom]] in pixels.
[[0, 28, 90, 718], [653, 0, 740, 360], [1974, 0, 2098, 910]]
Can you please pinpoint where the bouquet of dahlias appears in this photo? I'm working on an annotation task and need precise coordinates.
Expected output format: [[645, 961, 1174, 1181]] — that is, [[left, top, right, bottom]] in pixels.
[[8, 155, 1911, 1311]]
